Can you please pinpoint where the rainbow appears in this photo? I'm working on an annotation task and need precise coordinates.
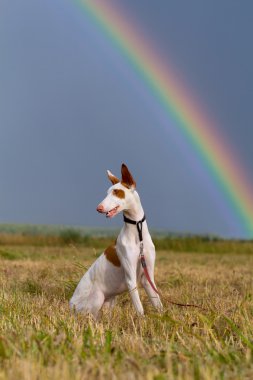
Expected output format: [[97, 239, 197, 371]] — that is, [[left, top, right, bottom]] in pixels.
[[76, 0, 253, 237]]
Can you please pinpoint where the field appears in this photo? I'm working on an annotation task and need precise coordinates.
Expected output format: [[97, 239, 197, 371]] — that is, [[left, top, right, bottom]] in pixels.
[[0, 232, 253, 379]]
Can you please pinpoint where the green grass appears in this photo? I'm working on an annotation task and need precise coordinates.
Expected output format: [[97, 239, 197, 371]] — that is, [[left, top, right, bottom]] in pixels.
[[0, 223, 253, 255], [0, 243, 253, 379]]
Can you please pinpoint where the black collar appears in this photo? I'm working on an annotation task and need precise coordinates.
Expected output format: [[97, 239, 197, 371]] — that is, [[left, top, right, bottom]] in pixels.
[[123, 214, 146, 242]]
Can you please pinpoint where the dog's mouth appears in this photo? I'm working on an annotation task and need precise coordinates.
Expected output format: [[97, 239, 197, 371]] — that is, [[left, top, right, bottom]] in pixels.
[[106, 206, 120, 218]]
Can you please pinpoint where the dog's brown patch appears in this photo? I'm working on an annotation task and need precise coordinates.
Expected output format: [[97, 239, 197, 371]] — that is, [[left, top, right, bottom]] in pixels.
[[113, 189, 125, 199], [104, 245, 121, 267]]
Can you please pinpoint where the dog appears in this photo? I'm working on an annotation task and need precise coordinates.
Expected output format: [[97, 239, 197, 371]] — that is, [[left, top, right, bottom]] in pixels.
[[69, 163, 163, 318]]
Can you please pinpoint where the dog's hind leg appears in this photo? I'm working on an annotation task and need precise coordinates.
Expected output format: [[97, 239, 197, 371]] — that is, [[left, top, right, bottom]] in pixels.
[[103, 296, 116, 311], [102, 296, 116, 317], [84, 290, 105, 319]]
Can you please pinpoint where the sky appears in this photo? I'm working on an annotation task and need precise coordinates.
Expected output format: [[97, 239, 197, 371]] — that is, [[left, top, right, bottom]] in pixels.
[[0, 0, 253, 238]]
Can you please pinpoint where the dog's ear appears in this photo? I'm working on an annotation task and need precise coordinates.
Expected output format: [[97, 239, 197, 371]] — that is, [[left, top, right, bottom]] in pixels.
[[107, 170, 120, 185], [121, 163, 136, 189]]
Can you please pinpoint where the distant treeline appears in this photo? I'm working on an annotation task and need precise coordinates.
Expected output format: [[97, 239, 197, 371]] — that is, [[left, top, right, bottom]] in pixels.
[[0, 223, 120, 237], [0, 224, 253, 254]]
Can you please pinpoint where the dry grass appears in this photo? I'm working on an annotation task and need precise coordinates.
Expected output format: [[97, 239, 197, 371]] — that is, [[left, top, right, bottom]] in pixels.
[[0, 244, 253, 379]]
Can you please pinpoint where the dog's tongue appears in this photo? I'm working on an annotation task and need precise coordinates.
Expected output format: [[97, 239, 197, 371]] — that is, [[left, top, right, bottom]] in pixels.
[[106, 210, 114, 218], [106, 207, 118, 218]]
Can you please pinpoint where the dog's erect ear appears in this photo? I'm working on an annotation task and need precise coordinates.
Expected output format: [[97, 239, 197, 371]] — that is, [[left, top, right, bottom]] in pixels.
[[121, 163, 136, 189], [107, 170, 120, 185]]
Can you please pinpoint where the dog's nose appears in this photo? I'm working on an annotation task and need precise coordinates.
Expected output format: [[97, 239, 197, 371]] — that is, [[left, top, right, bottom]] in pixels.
[[96, 204, 104, 213]]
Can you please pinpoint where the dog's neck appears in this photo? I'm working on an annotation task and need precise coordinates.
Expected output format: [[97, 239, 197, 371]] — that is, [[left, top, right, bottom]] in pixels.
[[123, 191, 145, 222]]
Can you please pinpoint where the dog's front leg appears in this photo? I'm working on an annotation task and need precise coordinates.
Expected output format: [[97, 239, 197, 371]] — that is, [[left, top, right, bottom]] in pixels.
[[141, 246, 163, 311], [120, 252, 144, 316]]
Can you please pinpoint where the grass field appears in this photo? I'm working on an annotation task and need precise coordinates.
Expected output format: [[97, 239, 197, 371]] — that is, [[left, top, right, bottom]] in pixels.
[[0, 237, 253, 379]]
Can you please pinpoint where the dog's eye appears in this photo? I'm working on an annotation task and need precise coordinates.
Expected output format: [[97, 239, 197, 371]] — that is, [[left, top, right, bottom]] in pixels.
[[113, 189, 125, 199]]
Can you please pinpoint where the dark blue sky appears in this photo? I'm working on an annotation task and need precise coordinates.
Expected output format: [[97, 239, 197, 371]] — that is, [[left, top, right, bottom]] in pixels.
[[0, 0, 253, 238]]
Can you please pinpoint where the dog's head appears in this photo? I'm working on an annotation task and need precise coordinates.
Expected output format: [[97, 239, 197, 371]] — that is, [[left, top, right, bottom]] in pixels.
[[96, 163, 137, 218]]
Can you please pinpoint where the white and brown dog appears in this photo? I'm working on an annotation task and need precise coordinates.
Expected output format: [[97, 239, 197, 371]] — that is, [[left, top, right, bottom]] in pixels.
[[70, 164, 162, 318]]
